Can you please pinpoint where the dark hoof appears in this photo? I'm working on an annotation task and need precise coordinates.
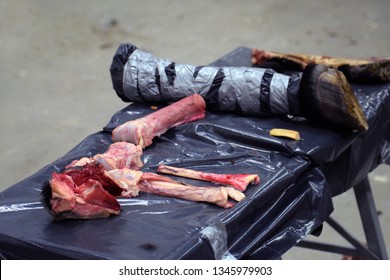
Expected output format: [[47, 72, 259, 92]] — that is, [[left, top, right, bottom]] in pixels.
[[299, 64, 369, 131]]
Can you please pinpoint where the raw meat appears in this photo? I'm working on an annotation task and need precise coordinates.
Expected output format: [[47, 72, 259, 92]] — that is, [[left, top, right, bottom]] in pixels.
[[47, 166, 246, 219], [63, 162, 124, 196], [67, 142, 143, 170], [44, 140, 253, 220], [46, 142, 144, 220], [157, 164, 260, 192], [112, 93, 206, 148], [49, 173, 120, 220], [103, 169, 143, 198]]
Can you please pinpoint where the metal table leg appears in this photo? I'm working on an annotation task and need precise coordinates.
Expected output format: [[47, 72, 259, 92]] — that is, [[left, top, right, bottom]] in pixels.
[[295, 176, 388, 259], [354, 177, 388, 259]]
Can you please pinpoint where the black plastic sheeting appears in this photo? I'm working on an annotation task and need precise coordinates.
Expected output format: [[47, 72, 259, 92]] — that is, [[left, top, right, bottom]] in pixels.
[[0, 118, 332, 259], [0, 47, 389, 260]]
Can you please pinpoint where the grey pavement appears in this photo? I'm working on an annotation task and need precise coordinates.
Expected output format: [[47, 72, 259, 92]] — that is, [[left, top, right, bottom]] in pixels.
[[0, 0, 389, 259]]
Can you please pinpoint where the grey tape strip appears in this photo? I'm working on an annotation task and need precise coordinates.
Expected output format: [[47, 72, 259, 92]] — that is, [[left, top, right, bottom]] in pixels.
[[171, 64, 197, 96], [269, 72, 290, 114], [219, 67, 266, 114], [193, 66, 219, 95], [123, 50, 142, 102], [200, 225, 236, 260], [137, 51, 161, 102]]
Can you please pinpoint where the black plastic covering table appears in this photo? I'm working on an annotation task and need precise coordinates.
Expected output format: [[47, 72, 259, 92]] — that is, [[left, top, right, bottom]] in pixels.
[[0, 47, 388, 260]]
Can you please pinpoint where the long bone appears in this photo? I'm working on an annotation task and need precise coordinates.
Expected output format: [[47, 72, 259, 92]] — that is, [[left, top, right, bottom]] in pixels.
[[157, 164, 259, 192]]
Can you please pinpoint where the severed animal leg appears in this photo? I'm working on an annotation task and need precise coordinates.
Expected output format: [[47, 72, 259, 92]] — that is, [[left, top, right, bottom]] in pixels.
[[110, 43, 369, 132], [251, 48, 390, 83], [112, 94, 206, 148], [157, 164, 259, 192]]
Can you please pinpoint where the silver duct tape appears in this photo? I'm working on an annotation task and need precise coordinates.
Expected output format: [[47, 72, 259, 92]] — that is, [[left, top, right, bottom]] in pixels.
[[219, 67, 265, 113], [123, 49, 296, 116], [123, 50, 142, 102], [157, 61, 196, 100], [138, 51, 161, 102], [186, 66, 218, 96], [193, 66, 219, 95], [269, 73, 290, 114], [125, 50, 220, 102]]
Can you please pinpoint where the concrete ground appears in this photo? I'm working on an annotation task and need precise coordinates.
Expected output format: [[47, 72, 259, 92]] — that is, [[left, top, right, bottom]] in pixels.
[[0, 0, 389, 259]]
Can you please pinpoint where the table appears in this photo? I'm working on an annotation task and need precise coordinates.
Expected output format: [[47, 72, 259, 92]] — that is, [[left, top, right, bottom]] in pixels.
[[0, 47, 388, 259]]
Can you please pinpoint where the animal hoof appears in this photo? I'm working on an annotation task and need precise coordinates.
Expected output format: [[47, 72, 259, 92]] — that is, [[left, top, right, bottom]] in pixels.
[[299, 64, 369, 131]]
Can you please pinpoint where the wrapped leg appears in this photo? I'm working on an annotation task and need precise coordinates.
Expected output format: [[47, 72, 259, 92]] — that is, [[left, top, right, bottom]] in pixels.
[[110, 43, 368, 131], [110, 43, 303, 118]]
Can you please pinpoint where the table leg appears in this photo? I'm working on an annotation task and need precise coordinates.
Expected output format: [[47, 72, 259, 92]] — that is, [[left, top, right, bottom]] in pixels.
[[295, 176, 388, 259], [354, 176, 388, 259]]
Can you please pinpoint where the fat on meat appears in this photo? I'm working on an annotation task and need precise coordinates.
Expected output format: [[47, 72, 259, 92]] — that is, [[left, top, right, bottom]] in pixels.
[[67, 142, 143, 170], [104, 169, 143, 198]]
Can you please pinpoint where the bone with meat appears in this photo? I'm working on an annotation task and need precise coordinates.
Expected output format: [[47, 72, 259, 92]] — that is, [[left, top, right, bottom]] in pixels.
[[112, 93, 206, 148], [44, 142, 251, 220], [139, 171, 245, 208], [66, 141, 144, 170], [46, 166, 245, 219], [157, 164, 260, 192], [139, 180, 243, 209], [45, 142, 144, 220]]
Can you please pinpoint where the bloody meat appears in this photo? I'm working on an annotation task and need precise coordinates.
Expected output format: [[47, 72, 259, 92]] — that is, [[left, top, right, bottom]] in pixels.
[[49, 173, 121, 220]]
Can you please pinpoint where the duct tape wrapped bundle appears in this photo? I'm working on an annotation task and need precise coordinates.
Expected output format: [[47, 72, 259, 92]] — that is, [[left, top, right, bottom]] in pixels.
[[110, 43, 368, 131]]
